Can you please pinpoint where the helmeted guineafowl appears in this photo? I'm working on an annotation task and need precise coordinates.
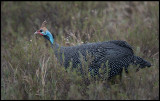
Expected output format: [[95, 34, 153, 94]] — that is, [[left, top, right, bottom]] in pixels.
[[34, 21, 151, 79]]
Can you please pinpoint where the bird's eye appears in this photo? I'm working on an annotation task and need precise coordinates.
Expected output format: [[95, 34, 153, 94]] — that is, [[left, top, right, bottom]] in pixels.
[[40, 29, 43, 32]]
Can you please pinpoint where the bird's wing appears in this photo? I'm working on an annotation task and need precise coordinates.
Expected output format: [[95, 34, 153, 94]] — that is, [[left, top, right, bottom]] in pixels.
[[108, 40, 134, 54]]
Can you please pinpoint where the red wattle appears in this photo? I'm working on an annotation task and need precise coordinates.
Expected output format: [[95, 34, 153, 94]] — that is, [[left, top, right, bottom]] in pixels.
[[39, 32, 43, 36]]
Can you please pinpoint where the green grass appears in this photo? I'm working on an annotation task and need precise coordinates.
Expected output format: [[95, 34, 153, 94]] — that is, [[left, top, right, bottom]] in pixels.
[[1, 1, 159, 100]]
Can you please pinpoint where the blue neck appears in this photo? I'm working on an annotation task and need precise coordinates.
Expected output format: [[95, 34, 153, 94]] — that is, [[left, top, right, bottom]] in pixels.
[[44, 30, 54, 44]]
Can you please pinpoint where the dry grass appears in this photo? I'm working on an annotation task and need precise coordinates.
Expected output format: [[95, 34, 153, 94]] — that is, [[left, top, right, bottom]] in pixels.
[[1, 1, 159, 100]]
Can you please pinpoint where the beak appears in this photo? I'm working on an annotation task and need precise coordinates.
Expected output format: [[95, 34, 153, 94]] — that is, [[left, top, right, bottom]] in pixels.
[[34, 31, 38, 34], [34, 31, 43, 36]]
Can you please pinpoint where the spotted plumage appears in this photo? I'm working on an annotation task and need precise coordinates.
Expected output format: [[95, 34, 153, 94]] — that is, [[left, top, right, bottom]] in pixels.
[[52, 40, 151, 79], [34, 21, 151, 79]]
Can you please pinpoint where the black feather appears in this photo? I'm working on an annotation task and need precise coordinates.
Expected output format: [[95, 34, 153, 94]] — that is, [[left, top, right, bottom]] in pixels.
[[51, 40, 151, 79]]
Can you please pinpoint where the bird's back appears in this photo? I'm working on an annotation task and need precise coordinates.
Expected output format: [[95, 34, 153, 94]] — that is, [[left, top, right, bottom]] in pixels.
[[60, 40, 133, 70], [63, 40, 133, 60]]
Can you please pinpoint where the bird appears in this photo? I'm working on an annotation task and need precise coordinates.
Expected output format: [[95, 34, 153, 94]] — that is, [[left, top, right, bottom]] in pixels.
[[34, 21, 151, 80]]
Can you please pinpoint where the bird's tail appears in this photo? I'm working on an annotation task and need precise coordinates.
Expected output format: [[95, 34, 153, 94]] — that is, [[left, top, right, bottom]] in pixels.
[[133, 55, 151, 71]]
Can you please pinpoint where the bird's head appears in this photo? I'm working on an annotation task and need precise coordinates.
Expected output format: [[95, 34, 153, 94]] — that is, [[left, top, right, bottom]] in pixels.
[[34, 21, 54, 44]]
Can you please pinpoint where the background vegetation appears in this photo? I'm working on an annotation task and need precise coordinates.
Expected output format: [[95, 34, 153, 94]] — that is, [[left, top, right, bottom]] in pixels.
[[1, 1, 159, 100]]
